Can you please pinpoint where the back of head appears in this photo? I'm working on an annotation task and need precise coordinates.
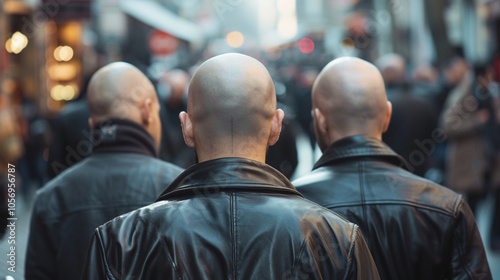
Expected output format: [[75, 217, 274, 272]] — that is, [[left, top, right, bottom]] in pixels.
[[87, 62, 162, 147], [181, 53, 283, 163], [312, 57, 391, 151], [375, 53, 406, 85]]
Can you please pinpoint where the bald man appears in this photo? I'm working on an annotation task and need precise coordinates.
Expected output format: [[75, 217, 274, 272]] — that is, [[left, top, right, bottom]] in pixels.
[[26, 62, 183, 280], [81, 54, 380, 280], [293, 57, 492, 279]]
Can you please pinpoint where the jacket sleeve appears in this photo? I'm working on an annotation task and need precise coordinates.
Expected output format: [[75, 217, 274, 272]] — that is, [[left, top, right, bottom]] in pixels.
[[450, 197, 492, 280], [80, 230, 115, 280], [25, 199, 58, 280], [345, 226, 380, 280]]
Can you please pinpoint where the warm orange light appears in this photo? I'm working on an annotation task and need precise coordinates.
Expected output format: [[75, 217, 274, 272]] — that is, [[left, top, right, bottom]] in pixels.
[[50, 85, 78, 101], [6, 32, 28, 54], [226, 31, 245, 48], [5, 38, 12, 53], [54, 46, 74, 62], [48, 63, 78, 81]]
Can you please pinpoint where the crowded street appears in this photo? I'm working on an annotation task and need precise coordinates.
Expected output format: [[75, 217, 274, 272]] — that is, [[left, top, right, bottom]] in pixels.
[[1, 0, 500, 279]]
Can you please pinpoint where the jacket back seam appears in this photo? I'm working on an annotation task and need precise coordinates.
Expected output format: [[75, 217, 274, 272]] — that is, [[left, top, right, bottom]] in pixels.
[[230, 192, 237, 280]]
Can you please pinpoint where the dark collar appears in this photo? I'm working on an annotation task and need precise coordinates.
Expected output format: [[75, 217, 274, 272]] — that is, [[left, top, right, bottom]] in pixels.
[[156, 157, 302, 201], [92, 118, 158, 158], [313, 135, 408, 170]]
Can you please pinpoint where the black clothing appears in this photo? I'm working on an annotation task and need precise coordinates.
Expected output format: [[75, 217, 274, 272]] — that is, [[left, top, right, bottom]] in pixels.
[[26, 119, 183, 280], [92, 118, 158, 157], [294, 136, 492, 280], [47, 99, 90, 178], [383, 87, 438, 176], [158, 101, 195, 168], [266, 118, 298, 178], [82, 158, 380, 280]]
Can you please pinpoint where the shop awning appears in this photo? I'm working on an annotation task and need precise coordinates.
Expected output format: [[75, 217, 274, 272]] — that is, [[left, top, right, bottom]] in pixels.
[[120, 0, 204, 43]]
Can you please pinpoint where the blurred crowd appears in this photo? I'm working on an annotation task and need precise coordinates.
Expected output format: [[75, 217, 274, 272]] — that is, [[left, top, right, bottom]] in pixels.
[[0, 2, 499, 278], [2, 47, 500, 246]]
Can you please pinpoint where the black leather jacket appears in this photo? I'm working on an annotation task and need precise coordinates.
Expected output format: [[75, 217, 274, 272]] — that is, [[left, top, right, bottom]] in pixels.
[[81, 158, 380, 280], [26, 119, 184, 280], [293, 136, 492, 280]]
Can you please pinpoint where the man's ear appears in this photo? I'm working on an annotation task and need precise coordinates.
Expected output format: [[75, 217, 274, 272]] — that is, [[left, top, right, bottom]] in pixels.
[[141, 97, 154, 126], [179, 111, 195, 147], [382, 101, 392, 133], [88, 117, 94, 129], [313, 108, 328, 136], [267, 109, 285, 146]]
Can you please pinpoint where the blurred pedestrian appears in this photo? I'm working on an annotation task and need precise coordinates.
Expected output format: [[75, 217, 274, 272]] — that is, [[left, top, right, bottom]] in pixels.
[[440, 65, 500, 212], [46, 77, 91, 179], [25, 62, 183, 280], [377, 53, 438, 177], [441, 63, 500, 251], [294, 57, 491, 280], [81, 54, 379, 280], [157, 69, 194, 167], [266, 116, 298, 178]]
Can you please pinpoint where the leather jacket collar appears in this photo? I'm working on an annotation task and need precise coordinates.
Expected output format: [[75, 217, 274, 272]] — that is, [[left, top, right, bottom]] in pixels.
[[157, 157, 303, 201], [313, 135, 408, 170], [92, 118, 158, 158]]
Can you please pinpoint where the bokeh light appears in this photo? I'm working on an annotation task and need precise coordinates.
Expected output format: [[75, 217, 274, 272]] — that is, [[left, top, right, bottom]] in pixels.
[[298, 37, 314, 54], [54, 46, 74, 62], [50, 85, 78, 101], [226, 31, 245, 48], [5, 32, 28, 54]]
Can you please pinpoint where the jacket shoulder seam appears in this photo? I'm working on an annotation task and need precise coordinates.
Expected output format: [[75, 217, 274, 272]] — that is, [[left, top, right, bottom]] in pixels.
[[452, 195, 463, 218], [326, 201, 457, 217]]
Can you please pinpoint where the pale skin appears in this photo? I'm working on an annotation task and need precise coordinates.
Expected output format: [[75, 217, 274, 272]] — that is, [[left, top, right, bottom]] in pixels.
[[86, 62, 162, 148], [179, 53, 284, 163], [312, 57, 393, 152]]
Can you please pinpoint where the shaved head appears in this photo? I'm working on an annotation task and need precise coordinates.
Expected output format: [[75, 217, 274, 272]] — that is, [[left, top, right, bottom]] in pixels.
[[180, 53, 283, 163], [312, 57, 391, 151], [87, 62, 162, 147], [87, 62, 156, 121]]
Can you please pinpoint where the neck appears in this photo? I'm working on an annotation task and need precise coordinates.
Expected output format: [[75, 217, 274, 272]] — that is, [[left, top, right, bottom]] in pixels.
[[196, 149, 267, 164], [327, 131, 382, 147]]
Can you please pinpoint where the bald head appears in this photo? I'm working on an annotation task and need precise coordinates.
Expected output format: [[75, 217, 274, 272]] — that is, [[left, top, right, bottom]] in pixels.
[[87, 62, 162, 147], [180, 53, 283, 163], [87, 62, 156, 121], [312, 57, 392, 151]]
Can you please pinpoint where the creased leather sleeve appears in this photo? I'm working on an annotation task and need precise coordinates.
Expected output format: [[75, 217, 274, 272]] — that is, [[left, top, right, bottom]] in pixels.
[[450, 197, 492, 280], [346, 226, 380, 280], [81, 230, 115, 280]]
